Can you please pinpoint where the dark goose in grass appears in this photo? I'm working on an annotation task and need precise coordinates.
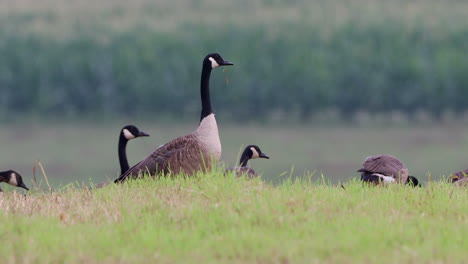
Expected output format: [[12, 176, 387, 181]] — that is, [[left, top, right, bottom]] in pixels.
[[0, 170, 29, 192], [225, 145, 270, 178], [115, 53, 233, 183], [358, 154, 420, 187], [449, 169, 468, 187]]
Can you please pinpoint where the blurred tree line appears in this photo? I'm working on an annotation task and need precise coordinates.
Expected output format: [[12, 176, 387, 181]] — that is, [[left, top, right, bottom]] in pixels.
[[0, 20, 466, 121]]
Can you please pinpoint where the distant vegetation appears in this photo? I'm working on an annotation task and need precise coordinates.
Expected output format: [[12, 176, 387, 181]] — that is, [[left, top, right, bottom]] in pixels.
[[0, 0, 467, 121]]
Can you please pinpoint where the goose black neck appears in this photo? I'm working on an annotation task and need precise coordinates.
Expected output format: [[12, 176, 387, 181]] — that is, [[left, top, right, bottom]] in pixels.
[[200, 63, 213, 122], [239, 152, 250, 167], [118, 134, 129, 175]]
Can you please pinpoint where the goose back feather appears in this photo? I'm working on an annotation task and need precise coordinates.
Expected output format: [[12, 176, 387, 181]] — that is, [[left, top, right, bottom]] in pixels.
[[358, 154, 409, 184]]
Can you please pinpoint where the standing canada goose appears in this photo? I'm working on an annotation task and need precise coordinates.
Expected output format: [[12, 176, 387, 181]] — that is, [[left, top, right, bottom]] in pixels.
[[225, 145, 270, 178], [358, 154, 420, 187], [115, 53, 233, 183], [0, 170, 29, 192], [449, 169, 468, 187], [118, 125, 150, 175]]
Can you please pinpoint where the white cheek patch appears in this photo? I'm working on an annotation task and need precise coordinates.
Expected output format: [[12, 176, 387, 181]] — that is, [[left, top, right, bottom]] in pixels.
[[8, 173, 18, 186], [250, 147, 260, 159], [209, 57, 220, 68], [123, 129, 136, 140]]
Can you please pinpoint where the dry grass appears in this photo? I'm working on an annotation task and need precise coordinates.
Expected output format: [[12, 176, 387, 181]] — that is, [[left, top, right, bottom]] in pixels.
[[0, 173, 467, 263]]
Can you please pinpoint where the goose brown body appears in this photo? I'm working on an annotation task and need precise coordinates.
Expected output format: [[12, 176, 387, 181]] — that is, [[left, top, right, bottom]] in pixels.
[[117, 127, 217, 180], [358, 154, 409, 184], [226, 167, 259, 178]]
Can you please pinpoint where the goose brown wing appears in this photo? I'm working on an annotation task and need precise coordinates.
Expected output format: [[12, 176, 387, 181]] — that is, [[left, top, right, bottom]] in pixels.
[[358, 155, 405, 175], [236, 167, 258, 178], [115, 134, 211, 182], [151, 134, 212, 175], [358, 155, 408, 182]]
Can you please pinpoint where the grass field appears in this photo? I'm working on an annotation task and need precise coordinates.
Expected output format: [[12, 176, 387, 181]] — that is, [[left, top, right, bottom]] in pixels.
[[1, 174, 467, 263], [0, 121, 467, 189]]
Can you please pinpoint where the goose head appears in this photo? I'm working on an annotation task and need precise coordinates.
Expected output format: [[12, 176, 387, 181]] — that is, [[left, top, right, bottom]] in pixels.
[[204, 53, 234, 69], [0, 170, 29, 190], [246, 145, 270, 160], [121, 125, 150, 140], [239, 145, 269, 166]]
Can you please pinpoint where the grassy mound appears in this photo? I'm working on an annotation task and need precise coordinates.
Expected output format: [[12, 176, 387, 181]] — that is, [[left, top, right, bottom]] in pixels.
[[1, 170, 466, 263]]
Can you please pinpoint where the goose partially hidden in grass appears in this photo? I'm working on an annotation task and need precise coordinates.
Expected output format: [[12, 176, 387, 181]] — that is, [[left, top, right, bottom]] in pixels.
[[95, 125, 149, 188], [225, 145, 270, 178], [358, 154, 420, 187], [449, 169, 468, 187], [115, 53, 233, 183], [0, 170, 29, 192]]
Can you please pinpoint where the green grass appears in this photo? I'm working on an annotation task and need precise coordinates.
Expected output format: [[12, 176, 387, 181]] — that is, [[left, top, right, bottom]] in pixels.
[[1, 173, 467, 263]]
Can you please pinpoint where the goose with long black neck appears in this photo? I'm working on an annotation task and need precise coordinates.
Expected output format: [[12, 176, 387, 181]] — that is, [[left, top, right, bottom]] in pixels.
[[115, 53, 233, 182], [94, 125, 150, 188], [225, 145, 270, 178], [118, 125, 150, 175]]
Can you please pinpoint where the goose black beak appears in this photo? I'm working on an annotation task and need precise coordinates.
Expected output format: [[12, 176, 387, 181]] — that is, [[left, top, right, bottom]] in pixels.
[[138, 131, 150, 137], [222, 60, 234, 66], [259, 153, 270, 159], [19, 183, 29, 191]]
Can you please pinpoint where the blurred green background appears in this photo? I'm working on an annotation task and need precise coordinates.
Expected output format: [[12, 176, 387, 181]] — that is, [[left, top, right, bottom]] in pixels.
[[0, 0, 467, 187]]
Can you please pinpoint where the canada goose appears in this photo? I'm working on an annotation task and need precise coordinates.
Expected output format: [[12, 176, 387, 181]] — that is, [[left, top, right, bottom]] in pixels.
[[118, 125, 150, 175], [115, 53, 233, 183], [0, 170, 29, 192], [449, 169, 468, 187], [225, 145, 270, 178], [358, 154, 420, 187], [92, 125, 150, 189]]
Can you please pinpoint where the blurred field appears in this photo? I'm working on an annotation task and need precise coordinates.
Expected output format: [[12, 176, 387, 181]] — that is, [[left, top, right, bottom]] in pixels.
[[1, 121, 467, 188], [0, 0, 467, 120], [2, 0, 467, 34]]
